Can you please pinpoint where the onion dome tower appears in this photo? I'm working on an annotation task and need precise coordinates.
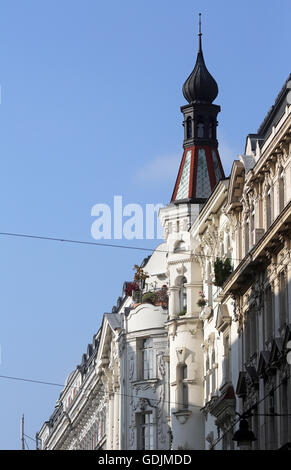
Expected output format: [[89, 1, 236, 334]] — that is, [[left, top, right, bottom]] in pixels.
[[171, 14, 225, 204]]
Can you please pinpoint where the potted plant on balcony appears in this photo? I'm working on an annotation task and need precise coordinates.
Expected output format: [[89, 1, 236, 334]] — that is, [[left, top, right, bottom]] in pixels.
[[213, 257, 232, 287], [141, 291, 156, 305], [197, 291, 207, 308], [125, 281, 141, 306], [133, 264, 149, 284], [154, 285, 168, 308]]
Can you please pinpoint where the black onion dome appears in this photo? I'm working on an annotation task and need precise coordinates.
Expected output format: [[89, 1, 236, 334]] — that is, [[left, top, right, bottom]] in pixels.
[[182, 37, 218, 104]]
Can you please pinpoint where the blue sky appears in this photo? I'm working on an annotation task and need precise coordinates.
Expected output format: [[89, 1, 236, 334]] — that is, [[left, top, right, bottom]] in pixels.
[[0, 0, 289, 449]]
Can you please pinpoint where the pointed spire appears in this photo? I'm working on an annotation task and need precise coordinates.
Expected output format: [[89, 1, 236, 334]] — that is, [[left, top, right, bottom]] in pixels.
[[198, 12, 202, 53], [182, 14, 218, 104]]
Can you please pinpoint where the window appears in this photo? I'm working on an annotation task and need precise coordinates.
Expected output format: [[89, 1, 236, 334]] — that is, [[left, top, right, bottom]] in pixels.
[[245, 218, 249, 254], [266, 188, 272, 228], [279, 271, 287, 329], [179, 276, 187, 313], [244, 309, 257, 362], [177, 364, 188, 409], [182, 365, 188, 409], [137, 412, 155, 450], [174, 240, 186, 252], [264, 285, 274, 342], [250, 310, 258, 356], [279, 172, 285, 213], [211, 350, 216, 394], [140, 338, 153, 380], [244, 318, 251, 362], [223, 334, 231, 382], [205, 356, 210, 400], [197, 116, 204, 138], [186, 116, 192, 138], [207, 263, 213, 306], [250, 207, 255, 234]]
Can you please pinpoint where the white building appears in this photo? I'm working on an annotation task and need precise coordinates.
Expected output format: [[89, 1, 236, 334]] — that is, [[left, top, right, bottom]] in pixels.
[[39, 26, 291, 450]]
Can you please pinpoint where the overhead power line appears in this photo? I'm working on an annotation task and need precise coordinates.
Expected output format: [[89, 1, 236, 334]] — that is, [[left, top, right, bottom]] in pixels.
[[0, 373, 201, 411], [1, 370, 290, 450], [0, 229, 282, 265]]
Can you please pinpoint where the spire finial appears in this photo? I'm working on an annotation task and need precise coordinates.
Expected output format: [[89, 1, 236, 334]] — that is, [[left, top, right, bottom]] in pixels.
[[198, 13, 202, 52]]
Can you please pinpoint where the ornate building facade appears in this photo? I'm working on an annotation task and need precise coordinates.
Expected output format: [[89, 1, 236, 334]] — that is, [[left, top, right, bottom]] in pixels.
[[39, 25, 291, 450]]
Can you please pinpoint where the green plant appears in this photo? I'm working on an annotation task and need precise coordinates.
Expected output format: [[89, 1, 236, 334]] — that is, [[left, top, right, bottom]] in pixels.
[[133, 265, 149, 282], [141, 292, 156, 304], [197, 298, 207, 308], [214, 257, 232, 287]]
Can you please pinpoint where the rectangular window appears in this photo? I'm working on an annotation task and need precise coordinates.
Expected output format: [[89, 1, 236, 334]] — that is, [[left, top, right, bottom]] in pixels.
[[224, 335, 231, 382], [141, 339, 153, 380], [279, 271, 287, 329], [137, 413, 154, 450], [245, 220, 249, 254], [279, 173, 285, 213], [266, 190, 272, 229], [244, 320, 250, 362], [250, 310, 258, 357], [182, 365, 188, 408], [264, 285, 274, 342]]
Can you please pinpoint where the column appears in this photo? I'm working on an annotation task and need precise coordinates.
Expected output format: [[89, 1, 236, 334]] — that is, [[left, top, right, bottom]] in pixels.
[[169, 286, 180, 319]]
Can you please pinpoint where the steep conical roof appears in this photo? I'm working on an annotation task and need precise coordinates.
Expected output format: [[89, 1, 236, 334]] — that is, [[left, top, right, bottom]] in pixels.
[[182, 15, 218, 104]]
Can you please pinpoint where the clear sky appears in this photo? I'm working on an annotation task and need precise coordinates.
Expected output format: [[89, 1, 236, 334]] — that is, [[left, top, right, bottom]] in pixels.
[[0, 0, 289, 449]]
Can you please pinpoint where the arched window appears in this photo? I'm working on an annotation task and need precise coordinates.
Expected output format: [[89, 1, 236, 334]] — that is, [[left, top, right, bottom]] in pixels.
[[174, 240, 186, 252], [186, 116, 192, 139], [197, 116, 204, 138]]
